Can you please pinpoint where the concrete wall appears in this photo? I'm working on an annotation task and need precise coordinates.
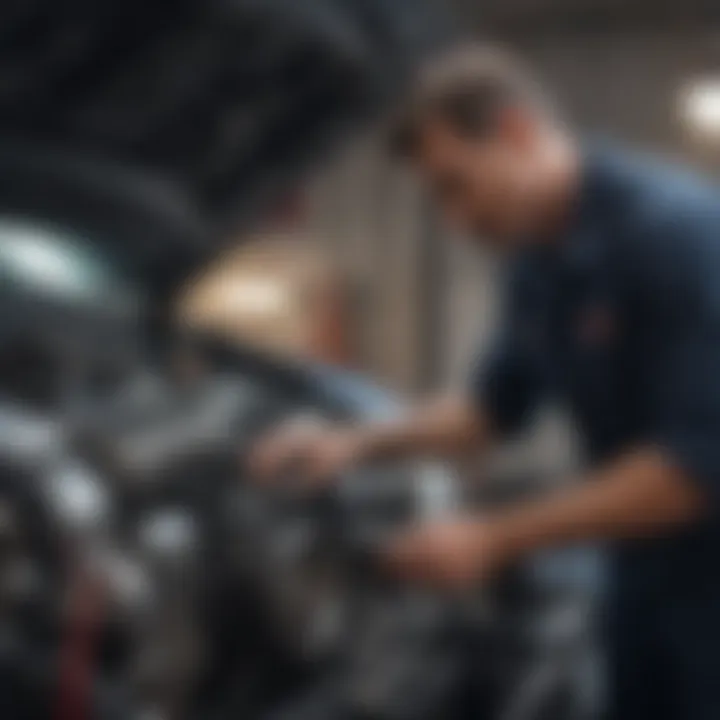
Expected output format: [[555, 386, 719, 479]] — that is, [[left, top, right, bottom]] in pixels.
[[522, 31, 720, 164], [302, 132, 430, 392]]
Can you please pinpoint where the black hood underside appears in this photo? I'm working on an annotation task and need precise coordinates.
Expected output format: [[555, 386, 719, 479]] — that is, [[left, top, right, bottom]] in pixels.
[[0, 0, 453, 257]]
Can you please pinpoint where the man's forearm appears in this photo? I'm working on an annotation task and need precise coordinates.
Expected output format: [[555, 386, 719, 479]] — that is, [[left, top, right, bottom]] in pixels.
[[356, 395, 493, 462], [488, 447, 707, 560]]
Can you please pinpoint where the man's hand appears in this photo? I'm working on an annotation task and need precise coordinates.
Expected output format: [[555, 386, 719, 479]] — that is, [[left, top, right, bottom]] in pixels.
[[248, 395, 491, 487], [248, 419, 367, 485], [383, 516, 511, 590], [383, 449, 707, 591]]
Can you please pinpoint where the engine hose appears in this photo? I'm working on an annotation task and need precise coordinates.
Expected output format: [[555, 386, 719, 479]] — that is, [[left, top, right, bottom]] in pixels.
[[53, 565, 107, 720]]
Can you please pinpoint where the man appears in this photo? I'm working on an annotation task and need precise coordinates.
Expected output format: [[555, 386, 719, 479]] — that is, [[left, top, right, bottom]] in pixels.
[[251, 45, 720, 720]]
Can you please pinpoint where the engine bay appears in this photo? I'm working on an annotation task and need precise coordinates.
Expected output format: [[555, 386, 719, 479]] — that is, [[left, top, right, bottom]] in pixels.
[[0, 324, 453, 718], [0, 322, 600, 720]]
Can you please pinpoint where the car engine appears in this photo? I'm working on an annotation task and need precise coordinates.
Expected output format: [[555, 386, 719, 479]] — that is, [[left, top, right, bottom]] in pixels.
[[0, 328, 600, 720]]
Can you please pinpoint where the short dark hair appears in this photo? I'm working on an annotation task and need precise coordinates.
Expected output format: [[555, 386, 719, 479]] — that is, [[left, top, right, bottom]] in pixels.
[[388, 44, 550, 158]]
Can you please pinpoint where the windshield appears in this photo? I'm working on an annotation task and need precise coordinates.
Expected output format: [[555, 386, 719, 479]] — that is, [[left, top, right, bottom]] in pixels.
[[0, 218, 140, 314]]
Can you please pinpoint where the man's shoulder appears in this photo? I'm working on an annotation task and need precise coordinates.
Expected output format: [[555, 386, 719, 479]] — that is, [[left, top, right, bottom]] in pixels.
[[594, 143, 720, 235], [590, 145, 720, 282]]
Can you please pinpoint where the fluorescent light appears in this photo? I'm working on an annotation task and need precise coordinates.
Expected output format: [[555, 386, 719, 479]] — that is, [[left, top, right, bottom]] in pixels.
[[681, 78, 720, 136]]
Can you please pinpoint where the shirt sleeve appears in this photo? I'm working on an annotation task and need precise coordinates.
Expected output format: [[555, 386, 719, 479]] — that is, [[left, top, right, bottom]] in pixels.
[[631, 210, 720, 504], [469, 264, 546, 438]]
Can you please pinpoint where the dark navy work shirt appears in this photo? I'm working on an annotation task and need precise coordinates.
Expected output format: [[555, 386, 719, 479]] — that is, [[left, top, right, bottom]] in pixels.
[[473, 142, 720, 598]]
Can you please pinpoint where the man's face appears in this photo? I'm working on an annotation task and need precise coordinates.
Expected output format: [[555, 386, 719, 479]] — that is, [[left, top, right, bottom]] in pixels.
[[414, 112, 543, 247]]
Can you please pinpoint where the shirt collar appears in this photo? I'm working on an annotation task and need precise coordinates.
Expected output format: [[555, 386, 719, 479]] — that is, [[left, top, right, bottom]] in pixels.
[[557, 139, 620, 273]]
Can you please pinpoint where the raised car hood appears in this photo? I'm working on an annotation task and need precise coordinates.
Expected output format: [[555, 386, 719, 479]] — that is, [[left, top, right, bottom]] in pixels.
[[0, 0, 452, 291]]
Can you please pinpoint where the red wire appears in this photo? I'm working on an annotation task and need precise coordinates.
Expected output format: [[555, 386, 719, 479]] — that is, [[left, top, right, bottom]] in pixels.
[[54, 567, 106, 720]]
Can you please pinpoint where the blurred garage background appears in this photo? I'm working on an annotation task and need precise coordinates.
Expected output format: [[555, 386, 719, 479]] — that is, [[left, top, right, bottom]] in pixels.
[[185, 0, 720, 476]]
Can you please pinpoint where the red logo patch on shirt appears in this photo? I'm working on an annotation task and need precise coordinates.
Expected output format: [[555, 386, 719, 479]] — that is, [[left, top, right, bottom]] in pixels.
[[577, 304, 616, 347]]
